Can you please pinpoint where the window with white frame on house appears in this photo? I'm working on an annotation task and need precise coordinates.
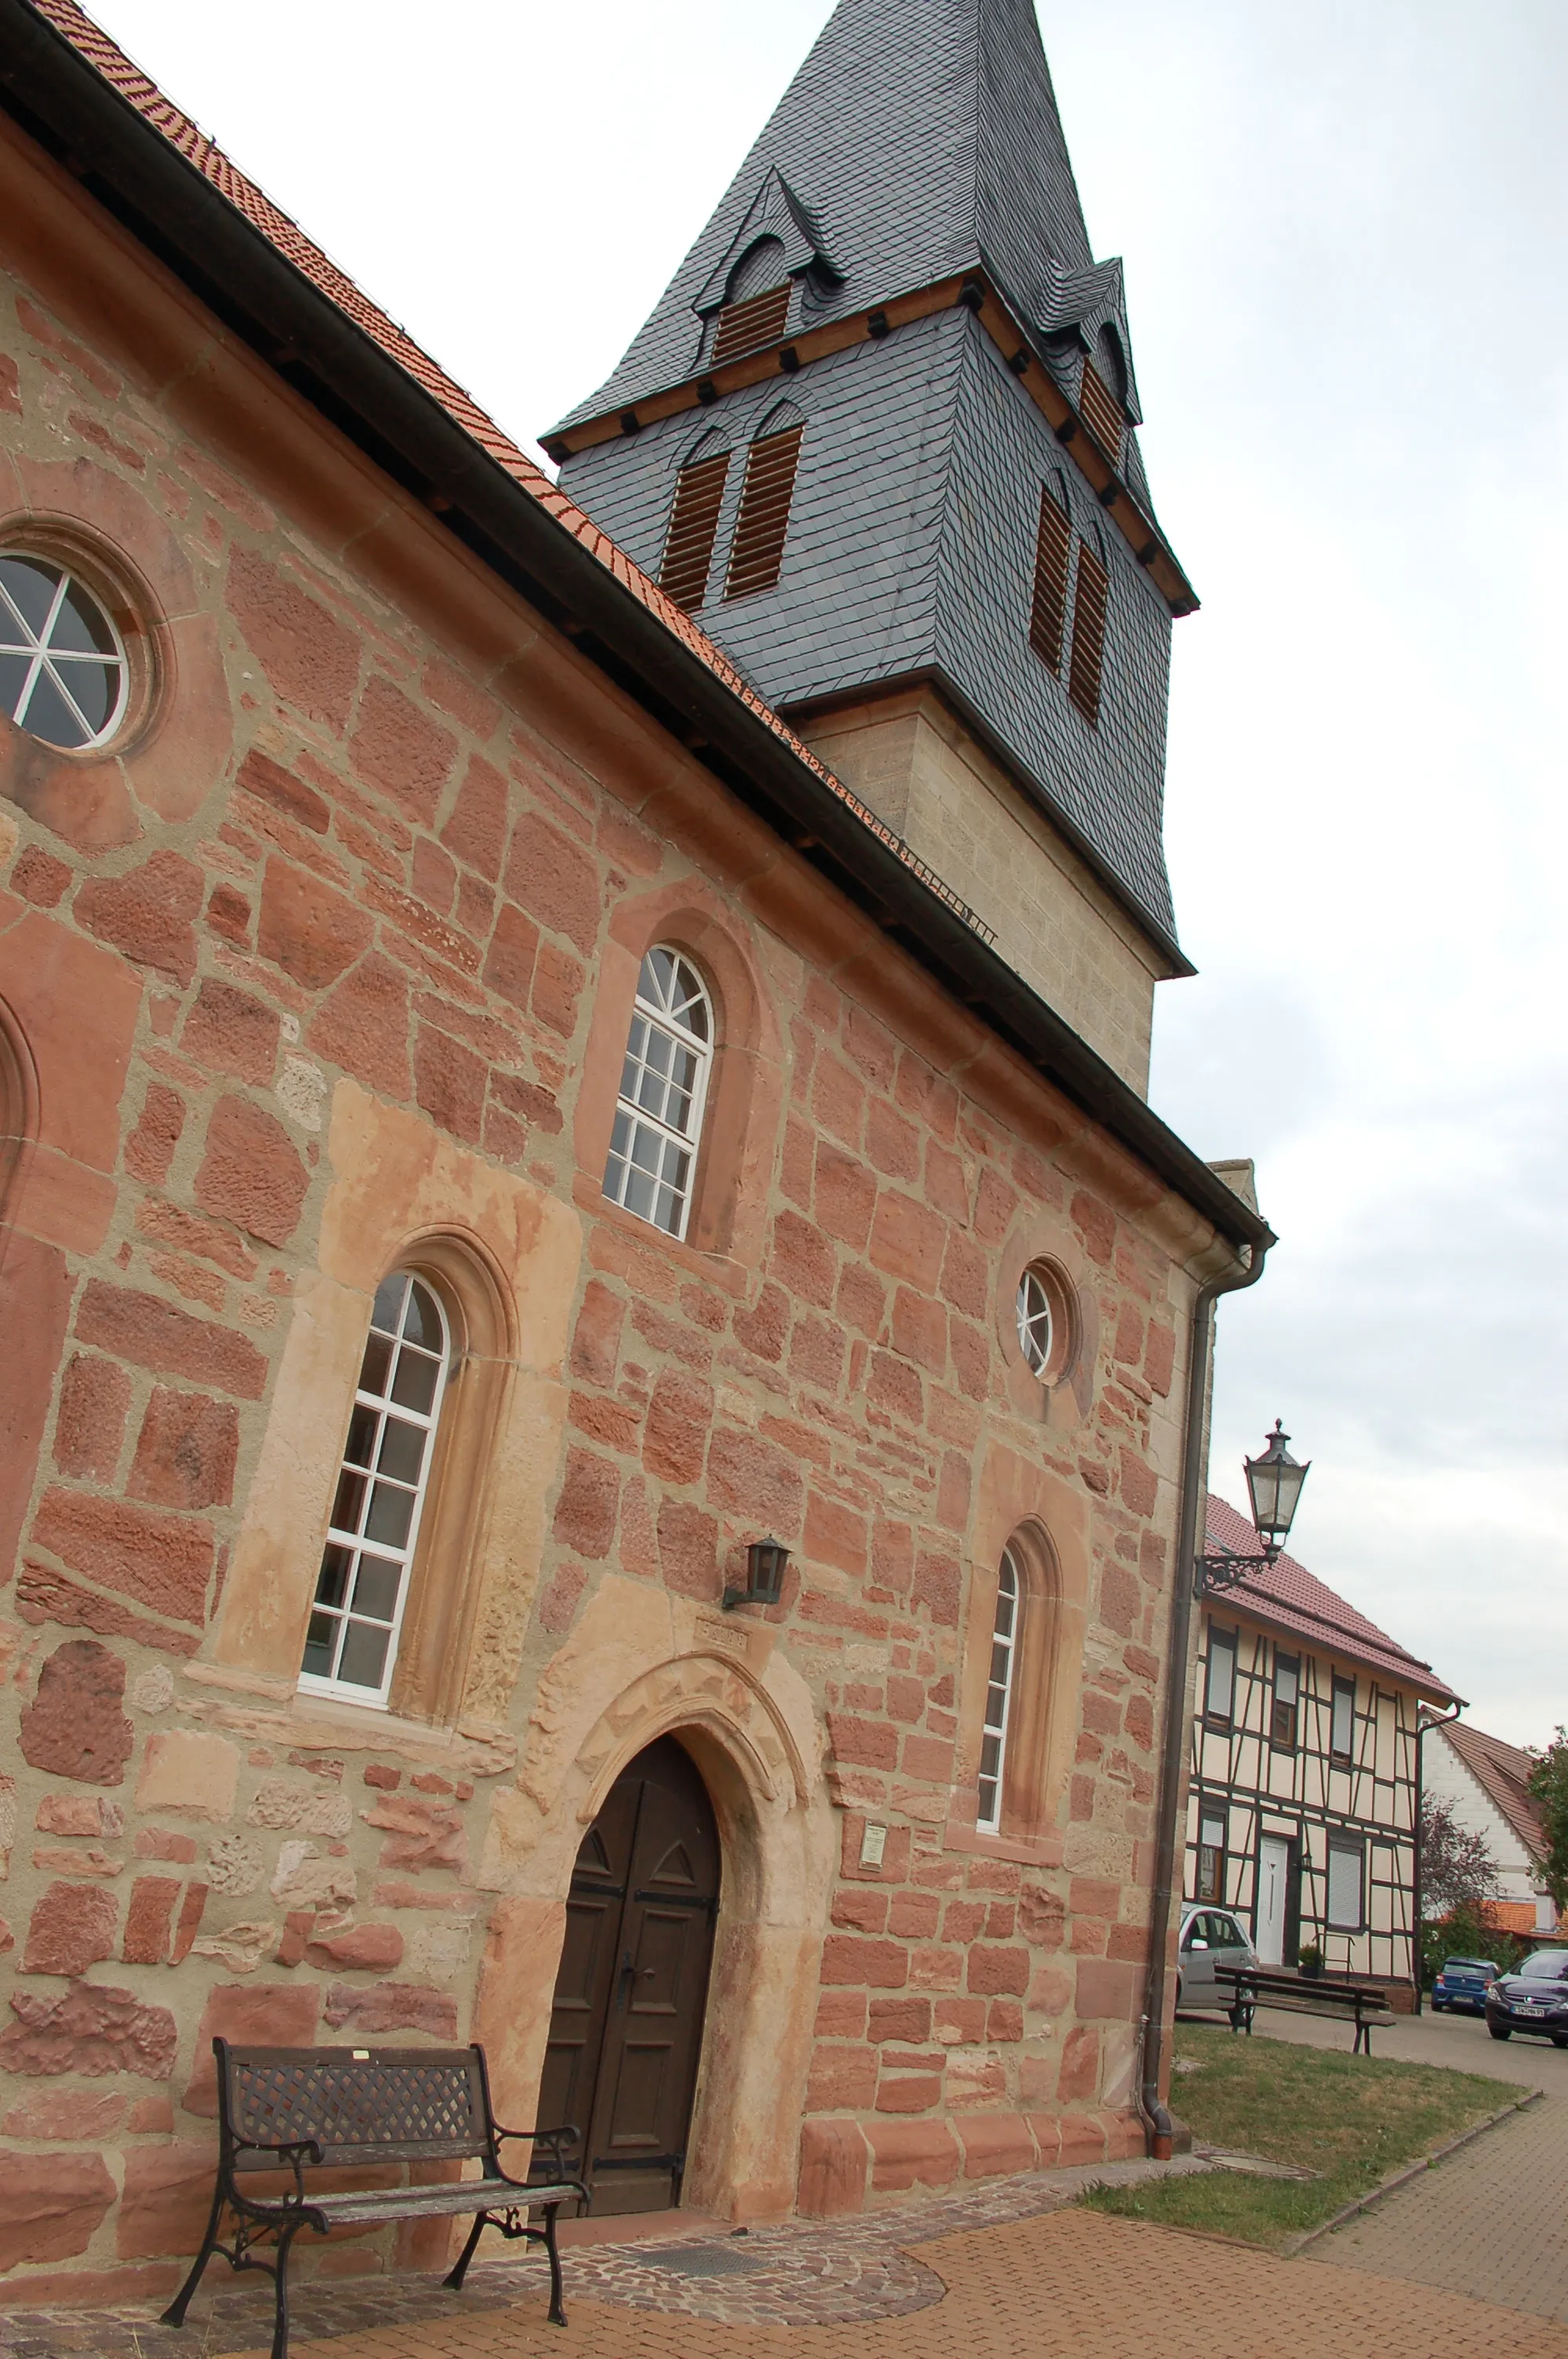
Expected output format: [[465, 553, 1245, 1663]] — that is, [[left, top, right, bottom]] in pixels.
[[1198, 1805, 1226, 1903], [299, 1272, 450, 1707], [1327, 1836, 1364, 1931], [602, 947, 713, 1241], [1205, 1626, 1236, 1724], [976, 1548, 1021, 1832], [1271, 1650, 1300, 1750], [1331, 1675, 1356, 1763]]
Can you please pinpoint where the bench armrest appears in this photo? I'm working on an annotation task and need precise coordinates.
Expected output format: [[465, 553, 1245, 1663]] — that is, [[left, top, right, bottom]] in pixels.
[[492, 2121, 580, 2180], [230, 2135, 323, 2207]]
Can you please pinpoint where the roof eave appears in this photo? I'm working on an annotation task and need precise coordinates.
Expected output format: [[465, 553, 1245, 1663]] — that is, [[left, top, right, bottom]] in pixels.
[[0, 0, 1261, 1256]]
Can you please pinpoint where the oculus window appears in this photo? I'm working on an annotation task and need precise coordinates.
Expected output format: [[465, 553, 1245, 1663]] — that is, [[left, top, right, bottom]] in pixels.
[[0, 554, 127, 750], [603, 947, 713, 1241]]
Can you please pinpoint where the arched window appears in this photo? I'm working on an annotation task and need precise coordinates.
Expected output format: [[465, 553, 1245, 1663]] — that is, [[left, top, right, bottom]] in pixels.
[[299, 1271, 451, 1707], [602, 947, 713, 1240], [977, 1547, 1021, 1832]]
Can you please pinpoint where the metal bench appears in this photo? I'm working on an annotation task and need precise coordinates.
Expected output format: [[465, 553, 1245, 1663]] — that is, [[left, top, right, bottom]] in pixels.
[[1217, 1965, 1391, 2056], [161, 2039, 588, 2359]]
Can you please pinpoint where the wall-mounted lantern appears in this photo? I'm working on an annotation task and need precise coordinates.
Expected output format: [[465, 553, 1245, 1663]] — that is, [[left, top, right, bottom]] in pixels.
[[723, 1536, 790, 1612], [1196, 1419, 1311, 1595]]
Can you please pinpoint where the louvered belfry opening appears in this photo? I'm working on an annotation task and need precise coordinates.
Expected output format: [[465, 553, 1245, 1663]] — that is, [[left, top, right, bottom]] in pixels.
[[710, 282, 792, 368], [659, 451, 731, 612], [1067, 540, 1109, 725], [724, 425, 803, 601], [1029, 487, 1073, 674], [1078, 362, 1123, 465]]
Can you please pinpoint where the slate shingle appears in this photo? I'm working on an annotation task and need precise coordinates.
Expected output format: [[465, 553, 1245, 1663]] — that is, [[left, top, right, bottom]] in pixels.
[[555, 0, 1185, 955]]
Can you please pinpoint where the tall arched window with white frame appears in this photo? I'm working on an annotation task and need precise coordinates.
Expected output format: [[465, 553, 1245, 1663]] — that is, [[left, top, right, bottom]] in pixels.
[[602, 947, 713, 1241], [977, 1547, 1022, 1832], [299, 1271, 450, 1707]]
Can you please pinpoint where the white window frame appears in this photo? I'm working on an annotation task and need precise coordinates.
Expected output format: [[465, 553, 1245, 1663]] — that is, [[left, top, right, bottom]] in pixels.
[[0, 555, 128, 751], [1327, 1835, 1364, 1932], [298, 1272, 450, 1710], [1205, 1625, 1236, 1723], [602, 947, 714, 1242], [1198, 1808, 1226, 1903], [977, 1547, 1022, 1833], [1330, 1675, 1356, 1762], [1015, 1266, 1054, 1377]]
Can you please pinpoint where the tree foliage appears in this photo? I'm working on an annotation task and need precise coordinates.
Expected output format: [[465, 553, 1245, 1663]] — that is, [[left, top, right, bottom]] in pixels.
[[1418, 1791, 1500, 1918], [1527, 1726, 1568, 1914]]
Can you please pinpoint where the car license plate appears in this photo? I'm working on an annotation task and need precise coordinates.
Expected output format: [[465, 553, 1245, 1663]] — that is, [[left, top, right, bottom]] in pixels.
[[1517, 2004, 1546, 2016]]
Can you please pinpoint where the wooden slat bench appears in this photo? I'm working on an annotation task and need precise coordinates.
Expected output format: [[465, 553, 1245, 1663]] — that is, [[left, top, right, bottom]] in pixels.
[[1217, 1965, 1391, 2055], [161, 2039, 589, 2359]]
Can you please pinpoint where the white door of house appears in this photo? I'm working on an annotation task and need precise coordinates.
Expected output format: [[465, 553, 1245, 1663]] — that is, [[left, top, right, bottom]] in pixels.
[[1256, 1837, 1290, 1967]]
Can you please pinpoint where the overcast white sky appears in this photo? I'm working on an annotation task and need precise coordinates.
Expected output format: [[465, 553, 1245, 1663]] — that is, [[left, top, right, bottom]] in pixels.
[[82, 0, 1567, 1743]]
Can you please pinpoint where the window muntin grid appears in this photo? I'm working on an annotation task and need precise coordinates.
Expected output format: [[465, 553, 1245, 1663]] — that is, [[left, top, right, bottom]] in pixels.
[[1015, 1266, 1054, 1377], [298, 1272, 449, 1707], [602, 947, 713, 1241], [0, 555, 127, 751], [977, 1548, 1021, 1833]]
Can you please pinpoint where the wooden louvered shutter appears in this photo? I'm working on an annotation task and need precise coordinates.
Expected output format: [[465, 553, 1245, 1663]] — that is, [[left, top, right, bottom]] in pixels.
[[1078, 362, 1123, 464], [711, 283, 792, 367], [1067, 540, 1109, 725], [1029, 487, 1072, 673], [724, 426, 803, 601], [659, 452, 730, 612]]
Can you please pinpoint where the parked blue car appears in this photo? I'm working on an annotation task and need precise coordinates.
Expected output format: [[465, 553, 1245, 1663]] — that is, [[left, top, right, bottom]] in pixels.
[[1432, 1955, 1498, 2016]]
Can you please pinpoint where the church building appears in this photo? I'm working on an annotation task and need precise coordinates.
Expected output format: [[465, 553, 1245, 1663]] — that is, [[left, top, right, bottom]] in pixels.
[[0, 0, 1267, 2296]]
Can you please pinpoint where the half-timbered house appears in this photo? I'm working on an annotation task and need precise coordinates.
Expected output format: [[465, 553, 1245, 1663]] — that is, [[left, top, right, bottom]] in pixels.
[[1186, 1496, 1457, 1986]]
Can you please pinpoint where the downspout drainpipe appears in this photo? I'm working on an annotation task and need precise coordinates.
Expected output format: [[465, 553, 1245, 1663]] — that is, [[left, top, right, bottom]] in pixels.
[[1411, 1702, 1465, 2017], [1138, 1232, 1273, 2159]]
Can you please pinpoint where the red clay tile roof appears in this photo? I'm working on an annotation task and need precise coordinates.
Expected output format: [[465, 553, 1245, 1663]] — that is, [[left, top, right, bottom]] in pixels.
[[24, 0, 990, 943], [1438, 1718, 1546, 1865], [1203, 1492, 1458, 1704]]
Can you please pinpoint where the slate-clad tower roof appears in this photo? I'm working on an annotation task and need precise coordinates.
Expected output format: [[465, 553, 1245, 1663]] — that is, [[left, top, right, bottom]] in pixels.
[[550, 0, 1192, 959]]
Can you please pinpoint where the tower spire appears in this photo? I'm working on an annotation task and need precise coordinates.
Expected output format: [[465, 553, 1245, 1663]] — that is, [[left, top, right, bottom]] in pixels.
[[550, 0, 1195, 1054]]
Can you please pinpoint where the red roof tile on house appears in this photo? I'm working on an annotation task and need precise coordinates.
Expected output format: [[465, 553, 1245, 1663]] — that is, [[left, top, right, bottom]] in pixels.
[[22, 0, 986, 943], [1439, 1718, 1546, 1866], [1203, 1492, 1457, 1704]]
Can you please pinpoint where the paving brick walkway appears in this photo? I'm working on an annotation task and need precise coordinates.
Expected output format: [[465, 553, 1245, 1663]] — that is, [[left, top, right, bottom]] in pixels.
[[201, 2209, 1568, 2359], [1314, 2092, 1568, 2321]]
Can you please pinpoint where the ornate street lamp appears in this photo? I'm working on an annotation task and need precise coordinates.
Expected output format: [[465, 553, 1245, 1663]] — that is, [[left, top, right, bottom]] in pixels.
[[1196, 1419, 1310, 1595], [723, 1536, 790, 1611]]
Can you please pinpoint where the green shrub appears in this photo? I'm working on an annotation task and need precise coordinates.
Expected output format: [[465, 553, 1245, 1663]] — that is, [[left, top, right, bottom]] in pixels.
[[1421, 1906, 1528, 1987]]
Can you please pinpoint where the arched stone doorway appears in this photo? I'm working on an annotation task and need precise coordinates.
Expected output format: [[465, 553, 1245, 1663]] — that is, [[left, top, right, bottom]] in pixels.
[[538, 1734, 720, 2215]]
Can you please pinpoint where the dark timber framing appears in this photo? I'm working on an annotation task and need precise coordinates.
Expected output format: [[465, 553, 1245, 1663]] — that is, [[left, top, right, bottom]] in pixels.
[[1189, 1612, 1425, 1983]]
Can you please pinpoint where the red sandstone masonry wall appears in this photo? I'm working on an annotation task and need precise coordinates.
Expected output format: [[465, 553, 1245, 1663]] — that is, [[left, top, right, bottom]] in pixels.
[[0, 118, 1207, 2291]]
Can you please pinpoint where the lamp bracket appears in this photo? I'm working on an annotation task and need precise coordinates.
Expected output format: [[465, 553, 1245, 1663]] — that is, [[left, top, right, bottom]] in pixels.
[[1194, 1549, 1279, 1599]]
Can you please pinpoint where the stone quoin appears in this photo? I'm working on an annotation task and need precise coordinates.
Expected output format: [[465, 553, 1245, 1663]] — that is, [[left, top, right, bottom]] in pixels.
[[0, 0, 1270, 2299]]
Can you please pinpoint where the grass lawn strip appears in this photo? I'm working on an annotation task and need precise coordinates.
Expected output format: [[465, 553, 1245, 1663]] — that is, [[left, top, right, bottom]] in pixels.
[[1081, 2024, 1515, 2252]]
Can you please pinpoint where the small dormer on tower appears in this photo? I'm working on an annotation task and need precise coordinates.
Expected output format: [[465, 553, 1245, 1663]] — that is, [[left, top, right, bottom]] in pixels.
[[692, 169, 842, 373], [547, 0, 1198, 1095]]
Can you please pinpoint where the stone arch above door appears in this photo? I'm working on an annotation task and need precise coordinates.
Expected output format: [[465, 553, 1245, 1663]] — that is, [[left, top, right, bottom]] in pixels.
[[472, 1579, 835, 2222]]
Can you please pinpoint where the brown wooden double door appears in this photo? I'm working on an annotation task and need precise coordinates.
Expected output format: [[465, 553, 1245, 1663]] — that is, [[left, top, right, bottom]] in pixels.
[[539, 1736, 720, 2215]]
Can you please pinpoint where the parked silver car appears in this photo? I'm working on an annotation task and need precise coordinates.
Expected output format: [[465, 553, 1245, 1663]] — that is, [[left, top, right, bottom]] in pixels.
[[1177, 1904, 1258, 2020]]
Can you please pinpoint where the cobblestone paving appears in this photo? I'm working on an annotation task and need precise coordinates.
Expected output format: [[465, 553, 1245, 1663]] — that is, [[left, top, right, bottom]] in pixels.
[[1316, 2092, 1568, 2321], [205, 2209, 1568, 2359], [0, 2154, 1200, 2357]]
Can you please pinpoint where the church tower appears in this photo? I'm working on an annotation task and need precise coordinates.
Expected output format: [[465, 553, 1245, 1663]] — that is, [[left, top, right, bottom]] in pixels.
[[545, 0, 1197, 1095]]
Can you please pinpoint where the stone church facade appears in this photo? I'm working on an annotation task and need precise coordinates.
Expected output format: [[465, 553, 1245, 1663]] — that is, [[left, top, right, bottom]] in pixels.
[[0, 0, 1266, 2299]]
